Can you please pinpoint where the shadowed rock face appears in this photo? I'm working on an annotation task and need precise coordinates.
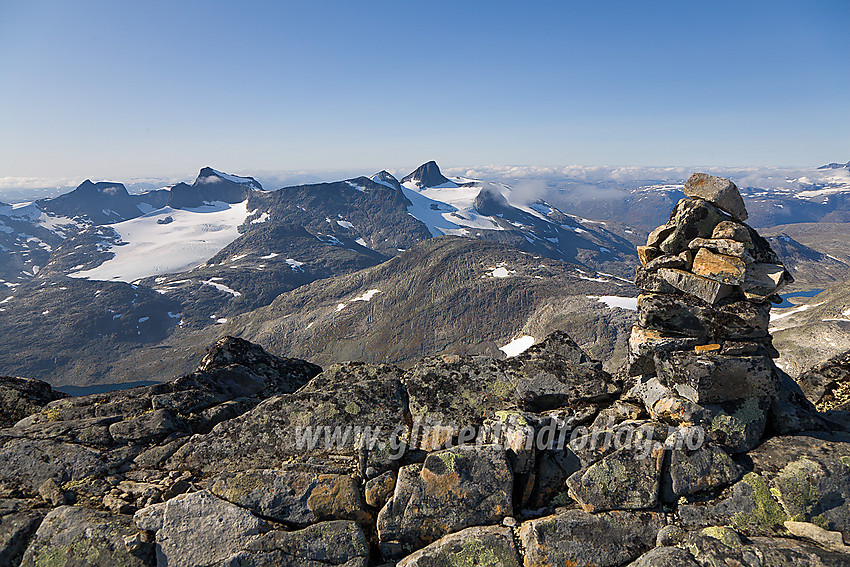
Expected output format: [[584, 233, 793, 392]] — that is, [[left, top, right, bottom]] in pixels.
[[0, 377, 66, 428]]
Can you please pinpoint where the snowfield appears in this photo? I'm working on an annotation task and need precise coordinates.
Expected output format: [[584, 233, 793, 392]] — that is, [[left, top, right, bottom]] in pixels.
[[69, 201, 250, 282]]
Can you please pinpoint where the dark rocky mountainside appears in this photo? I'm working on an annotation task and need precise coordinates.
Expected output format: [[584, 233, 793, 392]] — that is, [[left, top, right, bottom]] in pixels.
[[101, 236, 640, 389], [764, 233, 850, 288]]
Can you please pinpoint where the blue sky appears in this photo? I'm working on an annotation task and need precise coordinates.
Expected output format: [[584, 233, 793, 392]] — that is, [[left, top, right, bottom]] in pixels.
[[0, 0, 847, 182]]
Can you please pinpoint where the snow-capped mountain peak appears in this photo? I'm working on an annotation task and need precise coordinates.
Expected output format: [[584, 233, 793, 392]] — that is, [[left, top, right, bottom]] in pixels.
[[194, 167, 263, 191], [371, 170, 402, 190]]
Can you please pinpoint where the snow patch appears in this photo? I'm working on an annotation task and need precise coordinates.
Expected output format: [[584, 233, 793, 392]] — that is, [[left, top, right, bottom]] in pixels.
[[353, 289, 381, 302], [202, 279, 242, 297], [588, 295, 638, 310], [500, 335, 536, 358], [485, 265, 515, 278]]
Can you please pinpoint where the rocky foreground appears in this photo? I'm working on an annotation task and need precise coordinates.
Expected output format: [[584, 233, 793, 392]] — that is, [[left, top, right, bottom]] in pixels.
[[2, 174, 850, 566]]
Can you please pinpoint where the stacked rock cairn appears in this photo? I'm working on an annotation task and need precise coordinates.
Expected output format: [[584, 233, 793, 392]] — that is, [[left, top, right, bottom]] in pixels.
[[627, 172, 793, 454]]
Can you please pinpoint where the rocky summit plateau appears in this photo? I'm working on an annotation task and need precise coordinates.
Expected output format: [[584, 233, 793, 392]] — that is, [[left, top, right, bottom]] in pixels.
[[3, 174, 850, 567]]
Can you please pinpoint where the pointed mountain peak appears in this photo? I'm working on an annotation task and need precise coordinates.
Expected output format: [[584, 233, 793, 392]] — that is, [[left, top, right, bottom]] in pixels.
[[193, 167, 263, 191], [401, 161, 452, 188], [371, 170, 401, 190]]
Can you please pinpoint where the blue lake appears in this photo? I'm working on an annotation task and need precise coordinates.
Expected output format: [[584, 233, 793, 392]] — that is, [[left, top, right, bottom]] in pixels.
[[774, 289, 824, 309]]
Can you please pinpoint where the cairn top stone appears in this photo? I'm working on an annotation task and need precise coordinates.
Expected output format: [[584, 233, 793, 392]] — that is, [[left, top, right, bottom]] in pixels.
[[684, 173, 748, 222]]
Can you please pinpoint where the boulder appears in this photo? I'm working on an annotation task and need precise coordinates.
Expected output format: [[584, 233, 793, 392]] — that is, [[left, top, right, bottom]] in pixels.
[[0, 377, 66, 429], [567, 443, 665, 512], [627, 547, 700, 567], [743, 263, 791, 301], [134, 490, 262, 567], [196, 336, 322, 396], [109, 409, 190, 445], [0, 438, 107, 494], [634, 267, 682, 294], [168, 362, 410, 472], [0, 506, 44, 567], [797, 349, 850, 412], [395, 525, 521, 567], [686, 529, 850, 567], [220, 521, 369, 567], [377, 445, 513, 550], [688, 237, 755, 262], [365, 470, 396, 509], [519, 509, 666, 567], [206, 467, 369, 526], [712, 220, 752, 242], [626, 326, 701, 376], [683, 173, 748, 221], [20, 505, 151, 567], [661, 440, 742, 500]]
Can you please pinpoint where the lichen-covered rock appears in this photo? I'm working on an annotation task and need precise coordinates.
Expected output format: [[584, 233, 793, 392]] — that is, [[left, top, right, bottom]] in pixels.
[[796, 349, 850, 412], [743, 262, 791, 301], [692, 247, 748, 286], [567, 443, 664, 512], [660, 440, 742, 501], [627, 326, 701, 376], [220, 520, 369, 567], [0, 504, 44, 567], [679, 433, 850, 541], [654, 351, 778, 404], [395, 525, 521, 567], [196, 336, 322, 396], [377, 445, 513, 551], [1, 415, 120, 447], [403, 336, 618, 449], [0, 377, 66, 429], [637, 293, 770, 340], [168, 362, 411, 472], [701, 396, 771, 454], [747, 433, 850, 539], [20, 505, 151, 567], [109, 409, 190, 445], [0, 438, 108, 494], [206, 467, 370, 526], [769, 368, 828, 434], [686, 529, 850, 567], [658, 198, 729, 256], [656, 267, 734, 304], [626, 547, 700, 567], [365, 470, 396, 509], [134, 490, 262, 567], [519, 509, 666, 567], [683, 173, 748, 221], [688, 237, 755, 262]]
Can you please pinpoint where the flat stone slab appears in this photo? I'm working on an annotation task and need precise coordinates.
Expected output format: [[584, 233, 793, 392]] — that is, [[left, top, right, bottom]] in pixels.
[[654, 351, 778, 403]]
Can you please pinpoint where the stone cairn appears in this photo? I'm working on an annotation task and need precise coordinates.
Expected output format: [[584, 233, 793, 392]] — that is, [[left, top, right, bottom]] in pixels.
[[626, 172, 793, 454]]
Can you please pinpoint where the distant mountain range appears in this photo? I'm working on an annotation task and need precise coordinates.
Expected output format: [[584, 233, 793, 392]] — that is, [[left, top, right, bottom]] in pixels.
[[0, 162, 644, 388], [2, 160, 850, 388]]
